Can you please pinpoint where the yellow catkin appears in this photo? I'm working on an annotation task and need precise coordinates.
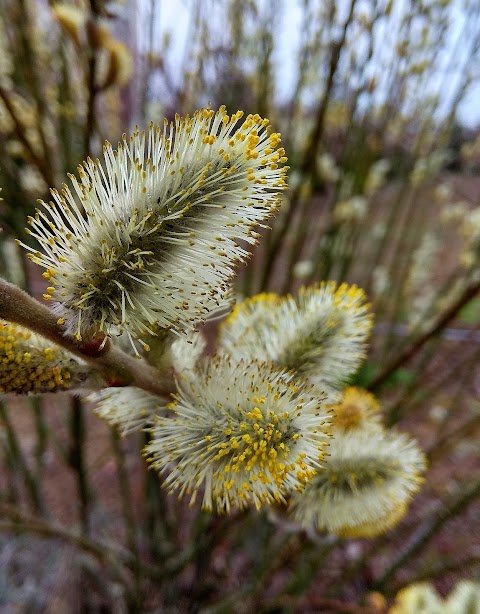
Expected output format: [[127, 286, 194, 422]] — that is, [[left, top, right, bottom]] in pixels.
[[0, 321, 74, 394], [329, 387, 382, 431]]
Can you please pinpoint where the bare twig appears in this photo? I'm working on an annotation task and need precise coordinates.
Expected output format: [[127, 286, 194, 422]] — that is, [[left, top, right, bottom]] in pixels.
[[368, 280, 480, 392], [0, 401, 44, 513], [391, 554, 480, 594], [372, 478, 480, 593], [0, 87, 54, 186]]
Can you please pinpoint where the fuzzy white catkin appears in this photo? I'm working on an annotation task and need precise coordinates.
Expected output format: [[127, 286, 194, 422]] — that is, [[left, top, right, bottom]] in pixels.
[[92, 331, 207, 434], [216, 282, 373, 392], [288, 427, 425, 538], [145, 357, 331, 513], [21, 107, 287, 352], [390, 581, 480, 614]]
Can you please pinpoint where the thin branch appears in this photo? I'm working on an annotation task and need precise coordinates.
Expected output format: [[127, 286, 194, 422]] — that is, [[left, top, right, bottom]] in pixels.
[[0, 87, 54, 186], [84, 8, 100, 157], [0, 502, 131, 566], [372, 478, 480, 593], [368, 280, 480, 392], [0, 502, 210, 582], [391, 554, 480, 594], [0, 402, 44, 513], [0, 278, 175, 398], [258, 0, 358, 291], [68, 397, 90, 533]]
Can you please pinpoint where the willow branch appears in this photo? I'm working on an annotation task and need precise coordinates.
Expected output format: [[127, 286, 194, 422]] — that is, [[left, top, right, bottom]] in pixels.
[[0, 87, 54, 186], [368, 280, 480, 392], [372, 477, 480, 593], [0, 502, 153, 588], [0, 278, 175, 398], [258, 0, 358, 291], [85, 7, 100, 157]]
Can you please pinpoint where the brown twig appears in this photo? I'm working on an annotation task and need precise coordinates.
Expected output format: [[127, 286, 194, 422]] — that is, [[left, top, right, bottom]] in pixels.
[[258, 0, 358, 292], [85, 14, 99, 158], [0, 501, 131, 566], [0, 278, 175, 398], [390, 554, 480, 594], [0, 401, 44, 513], [371, 477, 480, 593], [0, 87, 54, 187], [368, 280, 480, 392]]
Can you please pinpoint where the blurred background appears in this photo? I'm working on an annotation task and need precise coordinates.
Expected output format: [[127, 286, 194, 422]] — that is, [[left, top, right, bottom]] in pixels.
[[0, 0, 479, 612]]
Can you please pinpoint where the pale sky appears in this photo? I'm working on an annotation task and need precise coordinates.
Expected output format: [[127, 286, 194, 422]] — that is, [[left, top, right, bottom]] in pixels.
[[139, 0, 480, 128]]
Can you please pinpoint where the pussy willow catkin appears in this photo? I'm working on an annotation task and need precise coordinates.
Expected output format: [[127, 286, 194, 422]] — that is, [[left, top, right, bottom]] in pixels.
[[22, 107, 287, 351]]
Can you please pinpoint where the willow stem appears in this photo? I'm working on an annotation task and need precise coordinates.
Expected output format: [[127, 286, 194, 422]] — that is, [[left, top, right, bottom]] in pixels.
[[0, 278, 175, 397], [368, 280, 480, 392], [372, 478, 480, 593]]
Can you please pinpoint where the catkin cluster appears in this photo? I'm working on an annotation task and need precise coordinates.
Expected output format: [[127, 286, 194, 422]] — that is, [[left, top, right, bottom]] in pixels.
[[288, 386, 425, 538], [11, 106, 426, 529]]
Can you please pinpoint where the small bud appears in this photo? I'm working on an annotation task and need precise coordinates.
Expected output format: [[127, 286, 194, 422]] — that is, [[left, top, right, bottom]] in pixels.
[[329, 387, 382, 432], [101, 38, 134, 89]]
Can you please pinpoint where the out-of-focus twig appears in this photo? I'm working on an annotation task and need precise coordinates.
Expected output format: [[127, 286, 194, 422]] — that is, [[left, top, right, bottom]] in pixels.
[[0, 401, 44, 513], [390, 554, 480, 594], [368, 280, 480, 392], [372, 477, 480, 593], [0, 87, 54, 186]]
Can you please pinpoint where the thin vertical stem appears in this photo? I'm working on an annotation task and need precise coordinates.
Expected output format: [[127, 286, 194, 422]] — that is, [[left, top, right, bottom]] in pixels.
[[0, 401, 44, 514], [68, 396, 90, 533], [258, 0, 358, 291], [110, 429, 142, 612], [30, 396, 48, 480]]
